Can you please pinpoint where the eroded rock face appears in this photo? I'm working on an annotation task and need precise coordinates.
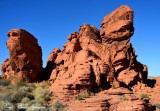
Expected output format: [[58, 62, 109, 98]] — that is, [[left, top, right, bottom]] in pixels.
[[69, 88, 154, 111], [1, 29, 42, 82], [47, 5, 148, 102], [155, 77, 160, 90]]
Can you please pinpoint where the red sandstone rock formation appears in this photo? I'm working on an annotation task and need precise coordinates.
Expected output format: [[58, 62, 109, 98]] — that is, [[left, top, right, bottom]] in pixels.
[[1, 29, 42, 82], [0, 5, 158, 111], [48, 5, 147, 93]]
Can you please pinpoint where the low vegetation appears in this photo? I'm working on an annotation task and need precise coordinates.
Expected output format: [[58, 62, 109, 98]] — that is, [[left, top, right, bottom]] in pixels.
[[120, 94, 127, 101], [76, 92, 95, 100], [111, 84, 116, 89], [52, 101, 67, 111], [140, 94, 149, 99], [0, 79, 10, 86], [0, 78, 55, 111], [156, 103, 160, 109]]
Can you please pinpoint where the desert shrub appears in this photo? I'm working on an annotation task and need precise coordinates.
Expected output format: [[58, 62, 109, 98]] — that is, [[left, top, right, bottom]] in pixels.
[[0, 100, 16, 111], [10, 91, 27, 103], [2, 94, 13, 102], [21, 97, 30, 104], [28, 83, 36, 88], [18, 85, 34, 93], [53, 101, 66, 111], [2, 89, 32, 103], [0, 96, 3, 100], [34, 81, 50, 89], [76, 92, 95, 100], [26, 103, 47, 111], [120, 95, 126, 101], [111, 84, 116, 89], [156, 103, 160, 109], [76, 94, 84, 100], [141, 94, 149, 99], [16, 79, 27, 86], [33, 82, 51, 105], [34, 91, 51, 105], [34, 94, 46, 104], [0, 79, 10, 86], [0, 81, 52, 110], [26, 100, 36, 107], [6, 84, 16, 89]]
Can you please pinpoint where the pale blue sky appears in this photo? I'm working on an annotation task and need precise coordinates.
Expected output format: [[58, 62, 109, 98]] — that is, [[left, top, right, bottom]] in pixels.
[[0, 0, 159, 76]]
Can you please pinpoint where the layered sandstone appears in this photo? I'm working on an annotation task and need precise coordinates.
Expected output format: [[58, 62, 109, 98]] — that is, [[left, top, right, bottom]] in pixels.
[[47, 5, 148, 103], [69, 88, 153, 111], [1, 29, 42, 82]]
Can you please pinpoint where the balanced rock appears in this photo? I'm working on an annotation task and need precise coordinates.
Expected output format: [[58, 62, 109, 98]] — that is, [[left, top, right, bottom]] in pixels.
[[1, 29, 42, 82], [47, 5, 148, 102]]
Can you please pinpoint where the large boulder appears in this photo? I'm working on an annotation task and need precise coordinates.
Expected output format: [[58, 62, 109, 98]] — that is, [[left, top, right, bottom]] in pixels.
[[1, 29, 42, 82], [100, 5, 134, 43]]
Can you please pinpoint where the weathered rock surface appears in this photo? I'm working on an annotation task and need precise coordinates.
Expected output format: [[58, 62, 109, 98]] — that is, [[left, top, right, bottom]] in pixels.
[[1, 29, 42, 82], [48, 5, 148, 97], [155, 77, 160, 90], [69, 88, 154, 111]]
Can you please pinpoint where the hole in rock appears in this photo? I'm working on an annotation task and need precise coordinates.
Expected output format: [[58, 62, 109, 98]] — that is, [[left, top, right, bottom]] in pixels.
[[17, 68, 20, 72], [100, 74, 111, 88], [12, 32, 18, 37], [126, 15, 130, 20]]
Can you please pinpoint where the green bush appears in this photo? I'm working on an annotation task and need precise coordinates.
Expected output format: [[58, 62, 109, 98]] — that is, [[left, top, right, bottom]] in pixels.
[[26, 100, 36, 107], [120, 95, 126, 101], [21, 97, 30, 104], [0, 81, 52, 110], [76, 92, 94, 100], [2, 89, 32, 103], [0, 100, 16, 111], [33, 82, 51, 105], [53, 101, 66, 111], [156, 103, 160, 109], [2, 94, 13, 102], [0, 79, 10, 86], [11, 91, 27, 103], [34, 94, 46, 104], [141, 94, 149, 99], [111, 84, 116, 89], [18, 86, 34, 92], [34, 81, 50, 88], [6, 85, 16, 89], [16, 79, 27, 86]]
